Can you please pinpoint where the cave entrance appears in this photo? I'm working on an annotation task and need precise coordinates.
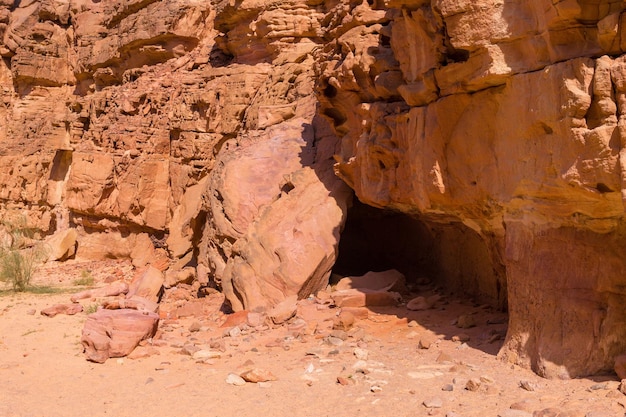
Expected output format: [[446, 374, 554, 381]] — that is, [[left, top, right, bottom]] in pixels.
[[333, 199, 508, 311]]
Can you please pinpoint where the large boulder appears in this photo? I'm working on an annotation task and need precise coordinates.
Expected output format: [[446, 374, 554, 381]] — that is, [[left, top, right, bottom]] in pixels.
[[81, 309, 159, 363]]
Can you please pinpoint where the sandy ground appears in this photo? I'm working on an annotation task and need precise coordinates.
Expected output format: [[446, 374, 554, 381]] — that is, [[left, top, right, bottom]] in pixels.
[[0, 260, 624, 417]]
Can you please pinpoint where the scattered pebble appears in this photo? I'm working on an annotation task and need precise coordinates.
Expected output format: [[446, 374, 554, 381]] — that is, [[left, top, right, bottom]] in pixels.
[[240, 368, 277, 383], [188, 321, 201, 332], [225, 373, 246, 386], [192, 350, 221, 360], [456, 314, 476, 329], [465, 378, 481, 392], [354, 347, 368, 360], [452, 333, 470, 342], [423, 397, 443, 408], [498, 410, 532, 417], [441, 383, 454, 392], [519, 380, 538, 392]]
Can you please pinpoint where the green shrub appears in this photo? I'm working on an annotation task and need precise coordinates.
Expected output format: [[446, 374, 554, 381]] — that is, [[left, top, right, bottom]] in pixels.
[[73, 269, 94, 286], [0, 216, 47, 292]]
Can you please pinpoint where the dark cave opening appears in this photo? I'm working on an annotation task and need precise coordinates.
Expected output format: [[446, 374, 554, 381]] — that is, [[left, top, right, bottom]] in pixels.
[[333, 199, 508, 311]]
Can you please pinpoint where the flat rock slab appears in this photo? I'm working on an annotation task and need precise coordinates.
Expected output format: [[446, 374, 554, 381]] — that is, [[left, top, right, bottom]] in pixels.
[[334, 269, 405, 292], [70, 280, 129, 303], [81, 309, 159, 363], [40, 303, 83, 317], [331, 288, 401, 308]]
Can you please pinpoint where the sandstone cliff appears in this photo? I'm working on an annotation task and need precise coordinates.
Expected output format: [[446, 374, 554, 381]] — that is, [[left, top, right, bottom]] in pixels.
[[2, 0, 626, 378]]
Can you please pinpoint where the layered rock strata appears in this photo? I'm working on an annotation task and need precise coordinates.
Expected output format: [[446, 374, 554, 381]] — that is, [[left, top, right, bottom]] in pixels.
[[2, 0, 626, 378]]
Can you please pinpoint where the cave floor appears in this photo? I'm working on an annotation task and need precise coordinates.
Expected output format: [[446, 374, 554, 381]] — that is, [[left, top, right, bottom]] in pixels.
[[0, 260, 622, 417]]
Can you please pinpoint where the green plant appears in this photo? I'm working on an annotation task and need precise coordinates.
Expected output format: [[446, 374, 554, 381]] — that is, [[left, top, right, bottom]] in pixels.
[[0, 215, 47, 292], [73, 269, 94, 286], [85, 303, 99, 314]]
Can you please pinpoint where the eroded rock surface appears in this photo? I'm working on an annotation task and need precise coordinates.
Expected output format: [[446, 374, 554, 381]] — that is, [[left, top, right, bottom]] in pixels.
[[2, 0, 626, 378], [81, 309, 159, 363]]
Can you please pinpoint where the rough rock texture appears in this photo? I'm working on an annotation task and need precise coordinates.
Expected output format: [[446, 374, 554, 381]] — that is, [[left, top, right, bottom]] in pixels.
[[3, 0, 626, 378], [81, 309, 159, 363], [315, 0, 626, 378]]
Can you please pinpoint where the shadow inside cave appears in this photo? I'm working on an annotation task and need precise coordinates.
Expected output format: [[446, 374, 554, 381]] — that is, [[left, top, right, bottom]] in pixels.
[[330, 198, 510, 358]]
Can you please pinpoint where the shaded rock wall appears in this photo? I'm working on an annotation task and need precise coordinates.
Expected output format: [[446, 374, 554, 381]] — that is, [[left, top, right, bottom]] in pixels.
[[317, 0, 626, 378], [2, 0, 626, 378]]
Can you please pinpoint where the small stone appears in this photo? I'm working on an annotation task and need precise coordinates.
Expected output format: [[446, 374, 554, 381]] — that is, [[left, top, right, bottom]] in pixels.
[[192, 350, 221, 360], [370, 385, 383, 393], [619, 379, 626, 395], [287, 318, 307, 333], [333, 311, 355, 331], [228, 326, 242, 338], [519, 380, 538, 392], [240, 368, 277, 383], [452, 333, 470, 342], [354, 347, 369, 360], [188, 321, 202, 332], [480, 375, 495, 384], [606, 390, 622, 398], [352, 360, 370, 374], [180, 344, 200, 356], [330, 329, 348, 340], [589, 382, 608, 391], [246, 312, 265, 327], [325, 336, 344, 346], [226, 373, 246, 386], [456, 314, 476, 329], [419, 335, 437, 349], [423, 397, 443, 408], [337, 376, 352, 386], [465, 378, 481, 392], [509, 400, 533, 411], [408, 320, 419, 327], [268, 295, 297, 324], [533, 409, 561, 417], [497, 410, 532, 417], [26, 309, 36, 315], [441, 384, 454, 392]]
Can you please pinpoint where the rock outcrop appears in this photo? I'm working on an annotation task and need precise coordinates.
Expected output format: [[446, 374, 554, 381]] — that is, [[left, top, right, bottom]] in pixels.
[[3, 0, 626, 378]]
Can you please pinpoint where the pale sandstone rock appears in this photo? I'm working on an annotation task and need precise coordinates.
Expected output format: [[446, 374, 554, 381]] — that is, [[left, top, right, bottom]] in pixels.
[[81, 309, 159, 363], [240, 368, 277, 383], [44, 228, 77, 261], [268, 295, 298, 325], [127, 266, 164, 303], [70, 280, 129, 303], [334, 269, 405, 292], [40, 303, 83, 317], [101, 295, 159, 313], [331, 288, 401, 308]]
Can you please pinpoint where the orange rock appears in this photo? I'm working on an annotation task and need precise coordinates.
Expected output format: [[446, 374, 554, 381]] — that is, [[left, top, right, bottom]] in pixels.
[[81, 309, 159, 363], [40, 303, 83, 317], [240, 368, 277, 383]]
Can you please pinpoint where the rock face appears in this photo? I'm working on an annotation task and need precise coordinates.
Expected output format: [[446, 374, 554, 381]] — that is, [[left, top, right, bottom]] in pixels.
[[3, 0, 626, 378], [81, 309, 159, 363]]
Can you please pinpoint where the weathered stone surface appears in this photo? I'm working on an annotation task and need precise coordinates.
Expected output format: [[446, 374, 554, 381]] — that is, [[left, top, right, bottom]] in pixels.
[[70, 280, 129, 303], [81, 309, 159, 363], [2, 0, 626, 380], [127, 266, 164, 303], [45, 228, 78, 261], [334, 269, 405, 292], [41, 303, 83, 317]]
